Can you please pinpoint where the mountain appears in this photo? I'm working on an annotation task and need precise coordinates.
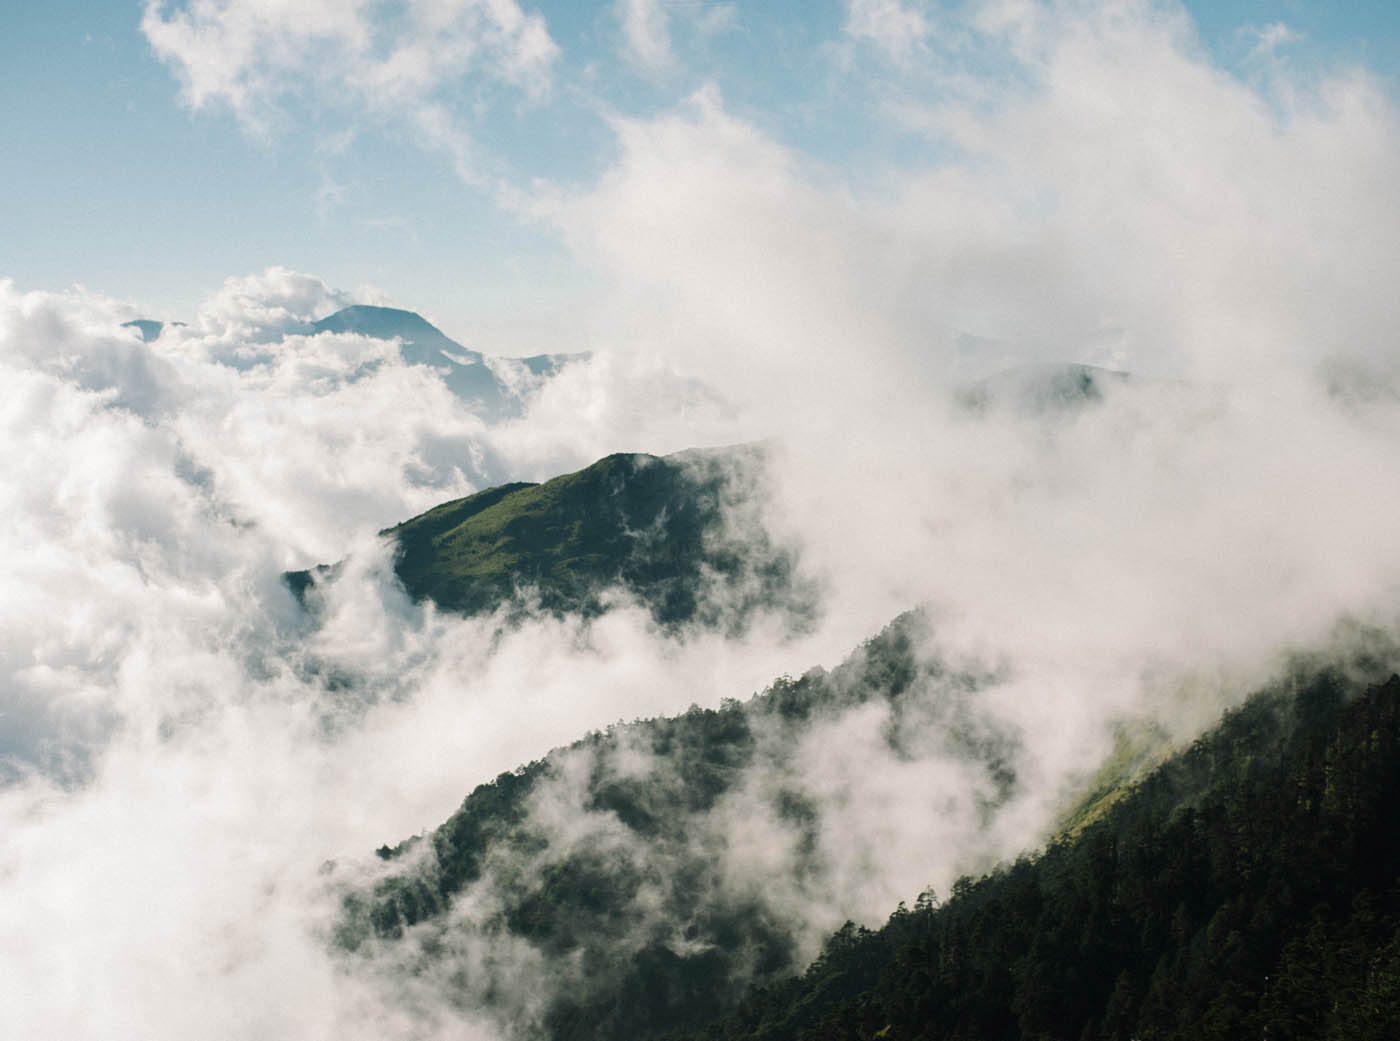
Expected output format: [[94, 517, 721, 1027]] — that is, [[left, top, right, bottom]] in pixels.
[[333, 610, 1016, 1041], [956, 362, 1134, 416], [123, 305, 582, 418], [663, 669, 1400, 1041], [121, 318, 166, 342], [333, 636, 1400, 1041], [312, 304, 488, 366], [300, 437, 1400, 1041], [311, 304, 582, 419], [290, 444, 817, 632]]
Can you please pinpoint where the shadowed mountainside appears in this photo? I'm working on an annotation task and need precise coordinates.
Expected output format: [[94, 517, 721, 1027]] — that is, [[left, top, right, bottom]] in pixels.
[[661, 669, 1400, 1041], [334, 601, 1400, 1041]]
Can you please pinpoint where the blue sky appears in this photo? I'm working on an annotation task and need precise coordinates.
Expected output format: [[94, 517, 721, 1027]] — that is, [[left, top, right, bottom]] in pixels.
[[3, 0, 1399, 355]]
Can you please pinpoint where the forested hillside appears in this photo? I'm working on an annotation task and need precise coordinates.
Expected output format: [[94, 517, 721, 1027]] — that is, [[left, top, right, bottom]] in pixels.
[[331, 608, 1400, 1041], [333, 611, 1017, 1040], [307, 446, 1400, 1041], [662, 669, 1400, 1041]]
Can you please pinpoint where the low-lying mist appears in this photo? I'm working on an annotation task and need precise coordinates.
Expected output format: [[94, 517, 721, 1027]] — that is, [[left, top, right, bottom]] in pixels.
[[5, 3, 1400, 1036]]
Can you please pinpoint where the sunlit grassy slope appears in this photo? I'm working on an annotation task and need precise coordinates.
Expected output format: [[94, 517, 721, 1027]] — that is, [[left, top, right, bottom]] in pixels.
[[293, 444, 814, 630]]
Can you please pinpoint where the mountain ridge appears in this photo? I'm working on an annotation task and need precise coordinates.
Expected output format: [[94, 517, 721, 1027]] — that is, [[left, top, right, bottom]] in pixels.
[[331, 601, 1400, 1041], [122, 304, 585, 420], [660, 668, 1400, 1041], [289, 443, 818, 633]]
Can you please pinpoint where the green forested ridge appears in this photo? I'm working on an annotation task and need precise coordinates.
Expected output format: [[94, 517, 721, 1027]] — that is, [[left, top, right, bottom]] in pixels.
[[660, 669, 1400, 1041], [292, 444, 815, 631], [336, 599, 1400, 1040], [335, 611, 1016, 1040], [312, 440, 1400, 1039]]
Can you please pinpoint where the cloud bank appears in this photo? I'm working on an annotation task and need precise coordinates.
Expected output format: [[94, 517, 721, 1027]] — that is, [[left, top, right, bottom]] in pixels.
[[5, 1, 1400, 1037]]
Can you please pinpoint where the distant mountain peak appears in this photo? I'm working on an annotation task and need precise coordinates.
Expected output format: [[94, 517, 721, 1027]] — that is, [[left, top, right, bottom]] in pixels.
[[121, 319, 166, 343], [306, 304, 585, 419], [314, 303, 438, 330], [311, 305, 481, 364]]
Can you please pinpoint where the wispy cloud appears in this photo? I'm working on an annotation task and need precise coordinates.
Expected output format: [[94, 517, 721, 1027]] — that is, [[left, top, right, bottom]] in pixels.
[[616, 0, 674, 72], [141, 0, 559, 180], [843, 0, 932, 65], [1240, 20, 1303, 64]]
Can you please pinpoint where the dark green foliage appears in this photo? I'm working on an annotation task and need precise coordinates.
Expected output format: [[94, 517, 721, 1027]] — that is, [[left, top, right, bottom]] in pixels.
[[291, 444, 816, 632], [335, 611, 1011, 1041], [660, 670, 1400, 1041], [336, 759, 549, 945], [387, 446, 805, 629], [336, 596, 1400, 1041]]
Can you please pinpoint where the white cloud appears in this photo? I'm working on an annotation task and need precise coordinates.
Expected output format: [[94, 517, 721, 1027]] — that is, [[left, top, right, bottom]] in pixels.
[[8, 245, 1400, 1033], [11, 0, 1400, 1034], [844, 0, 932, 64], [544, 0, 1400, 722], [193, 266, 357, 341], [616, 0, 674, 72], [559, 4, 1400, 396], [1240, 20, 1302, 64], [142, 0, 559, 178], [0, 272, 830, 1037], [611, 0, 740, 76]]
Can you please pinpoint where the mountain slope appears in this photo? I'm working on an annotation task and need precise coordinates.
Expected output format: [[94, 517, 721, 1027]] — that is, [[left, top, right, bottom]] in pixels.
[[333, 602, 1400, 1041], [332, 610, 1017, 1041], [121, 318, 166, 342], [311, 304, 580, 418], [662, 668, 1400, 1041], [311, 304, 487, 367], [296, 444, 816, 631]]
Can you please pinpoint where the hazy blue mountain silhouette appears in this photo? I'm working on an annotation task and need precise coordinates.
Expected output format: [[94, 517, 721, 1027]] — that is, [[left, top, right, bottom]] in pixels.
[[312, 305, 581, 419], [311, 305, 486, 367], [121, 319, 166, 343]]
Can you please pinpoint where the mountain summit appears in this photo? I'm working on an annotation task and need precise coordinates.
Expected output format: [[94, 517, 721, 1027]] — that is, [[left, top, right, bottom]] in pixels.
[[309, 304, 581, 419], [311, 305, 486, 368], [288, 444, 816, 632]]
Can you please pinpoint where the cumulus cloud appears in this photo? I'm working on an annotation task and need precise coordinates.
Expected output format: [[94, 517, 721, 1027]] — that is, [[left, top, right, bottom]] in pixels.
[[192, 267, 359, 340], [559, 10, 1400, 401], [10, 261, 1400, 1039], [0, 272, 836, 1037]]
